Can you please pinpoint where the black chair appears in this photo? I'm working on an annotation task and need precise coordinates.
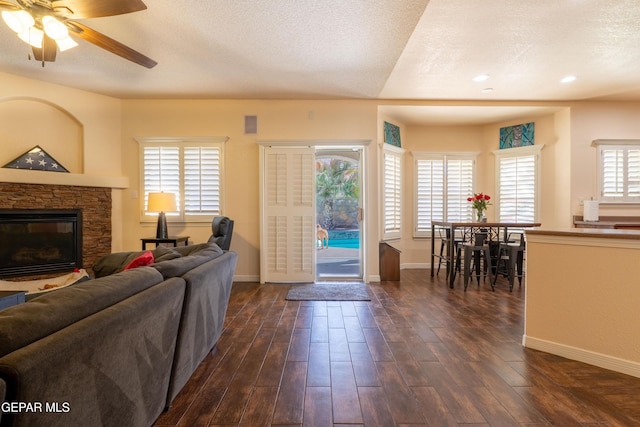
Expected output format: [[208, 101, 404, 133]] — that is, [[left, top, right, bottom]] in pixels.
[[462, 232, 494, 291], [208, 216, 234, 250], [436, 227, 463, 280], [493, 232, 525, 291]]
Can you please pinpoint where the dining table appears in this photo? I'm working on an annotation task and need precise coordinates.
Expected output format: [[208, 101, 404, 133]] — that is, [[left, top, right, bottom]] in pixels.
[[430, 220, 541, 288]]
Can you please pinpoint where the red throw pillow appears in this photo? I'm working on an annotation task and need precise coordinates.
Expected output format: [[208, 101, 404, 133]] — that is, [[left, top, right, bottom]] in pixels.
[[124, 251, 155, 270]]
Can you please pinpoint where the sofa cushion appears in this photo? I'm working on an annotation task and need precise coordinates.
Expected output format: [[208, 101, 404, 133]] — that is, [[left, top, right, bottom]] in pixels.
[[152, 243, 224, 279], [25, 275, 91, 302], [93, 246, 182, 278], [0, 267, 164, 358], [153, 245, 183, 262]]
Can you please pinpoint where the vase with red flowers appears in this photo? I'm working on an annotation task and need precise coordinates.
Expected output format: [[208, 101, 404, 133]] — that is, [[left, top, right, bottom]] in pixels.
[[468, 193, 491, 222]]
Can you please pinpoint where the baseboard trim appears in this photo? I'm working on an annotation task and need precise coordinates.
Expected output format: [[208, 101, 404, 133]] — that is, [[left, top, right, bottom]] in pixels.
[[401, 263, 430, 269], [235, 266, 434, 284], [523, 335, 640, 378], [233, 275, 260, 282]]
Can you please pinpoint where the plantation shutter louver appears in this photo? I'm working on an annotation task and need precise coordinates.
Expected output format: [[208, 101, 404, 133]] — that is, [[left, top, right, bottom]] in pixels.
[[446, 159, 474, 222], [184, 146, 221, 215], [414, 154, 475, 236], [263, 147, 315, 283], [383, 149, 402, 239], [498, 155, 536, 223], [415, 159, 444, 234], [139, 137, 226, 222], [599, 145, 640, 201], [143, 146, 180, 213]]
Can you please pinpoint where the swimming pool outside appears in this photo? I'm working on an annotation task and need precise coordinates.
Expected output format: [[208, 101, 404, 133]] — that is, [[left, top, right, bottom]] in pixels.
[[329, 238, 359, 249], [327, 229, 360, 249]]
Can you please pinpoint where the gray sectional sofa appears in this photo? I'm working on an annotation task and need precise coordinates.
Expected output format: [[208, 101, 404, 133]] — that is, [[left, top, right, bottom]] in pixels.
[[0, 242, 237, 427]]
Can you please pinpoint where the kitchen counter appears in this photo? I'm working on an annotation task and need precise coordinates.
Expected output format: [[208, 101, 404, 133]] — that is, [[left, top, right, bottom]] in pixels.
[[573, 215, 640, 229]]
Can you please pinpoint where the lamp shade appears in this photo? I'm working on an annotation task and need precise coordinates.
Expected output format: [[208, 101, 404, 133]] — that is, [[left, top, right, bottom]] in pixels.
[[42, 15, 68, 40], [147, 192, 177, 213], [56, 35, 78, 51], [2, 10, 34, 34]]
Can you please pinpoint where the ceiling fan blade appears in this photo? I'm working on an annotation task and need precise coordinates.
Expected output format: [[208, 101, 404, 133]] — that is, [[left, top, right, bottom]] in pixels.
[[66, 20, 157, 68], [0, 1, 19, 11], [51, 0, 147, 19], [32, 34, 57, 64]]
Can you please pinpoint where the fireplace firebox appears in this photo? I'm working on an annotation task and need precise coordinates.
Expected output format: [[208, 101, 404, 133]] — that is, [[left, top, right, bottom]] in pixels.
[[0, 209, 83, 277]]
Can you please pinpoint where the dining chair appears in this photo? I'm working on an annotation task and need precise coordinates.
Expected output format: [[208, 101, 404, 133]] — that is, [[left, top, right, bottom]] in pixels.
[[436, 227, 462, 280], [463, 232, 494, 291], [492, 232, 525, 291]]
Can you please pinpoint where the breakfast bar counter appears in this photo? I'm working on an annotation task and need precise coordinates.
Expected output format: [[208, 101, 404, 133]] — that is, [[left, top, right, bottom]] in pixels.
[[524, 228, 640, 378]]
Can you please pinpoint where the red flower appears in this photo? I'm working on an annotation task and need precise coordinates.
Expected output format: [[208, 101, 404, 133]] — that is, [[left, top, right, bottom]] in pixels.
[[468, 192, 492, 212]]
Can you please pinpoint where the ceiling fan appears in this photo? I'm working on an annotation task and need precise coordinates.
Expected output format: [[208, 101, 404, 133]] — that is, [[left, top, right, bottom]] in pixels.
[[0, 0, 157, 68]]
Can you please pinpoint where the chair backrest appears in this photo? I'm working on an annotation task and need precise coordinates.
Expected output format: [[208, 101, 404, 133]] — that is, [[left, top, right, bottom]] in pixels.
[[507, 231, 525, 248], [473, 232, 487, 247], [438, 227, 452, 240], [209, 216, 234, 250]]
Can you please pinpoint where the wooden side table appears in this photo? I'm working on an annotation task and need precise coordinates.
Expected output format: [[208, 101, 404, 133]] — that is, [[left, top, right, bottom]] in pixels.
[[379, 241, 401, 281], [141, 236, 190, 250], [0, 291, 26, 311]]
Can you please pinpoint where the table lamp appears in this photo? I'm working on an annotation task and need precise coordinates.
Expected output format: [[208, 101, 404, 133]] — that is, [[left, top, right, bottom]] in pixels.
[[147, 192, 177, 239]]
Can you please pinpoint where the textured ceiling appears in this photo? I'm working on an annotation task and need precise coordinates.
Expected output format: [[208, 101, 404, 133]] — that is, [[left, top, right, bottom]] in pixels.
[[0, 0, 639, 124]]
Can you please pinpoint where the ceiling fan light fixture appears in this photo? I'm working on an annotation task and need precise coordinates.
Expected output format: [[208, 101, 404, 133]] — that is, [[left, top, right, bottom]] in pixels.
[[42, 15, 69, 40], [17, 26, 43, 48], [2, 10, 34, 34], [56, 35, 78, 51]]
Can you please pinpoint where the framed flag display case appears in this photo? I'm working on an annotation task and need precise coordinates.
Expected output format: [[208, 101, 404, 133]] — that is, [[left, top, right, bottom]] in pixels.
[[2, 145, 69, 172]]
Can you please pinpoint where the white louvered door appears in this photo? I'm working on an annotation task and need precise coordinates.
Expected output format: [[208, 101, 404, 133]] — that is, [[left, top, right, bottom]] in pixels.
[[262, 147, 316, 283]]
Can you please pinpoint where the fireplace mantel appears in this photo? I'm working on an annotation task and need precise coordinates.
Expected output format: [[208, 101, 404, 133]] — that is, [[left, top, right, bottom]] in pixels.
[[0, 169, 128, 189]]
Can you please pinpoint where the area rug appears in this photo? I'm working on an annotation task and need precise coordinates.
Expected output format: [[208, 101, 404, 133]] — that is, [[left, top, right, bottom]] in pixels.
[[286, 282, 371, 301]]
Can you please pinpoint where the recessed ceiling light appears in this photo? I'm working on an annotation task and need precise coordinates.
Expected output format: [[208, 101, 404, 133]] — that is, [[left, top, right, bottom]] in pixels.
[[472, 74, 490, 82], [481, 87, 494, 93], [561, 75, 577, 84]]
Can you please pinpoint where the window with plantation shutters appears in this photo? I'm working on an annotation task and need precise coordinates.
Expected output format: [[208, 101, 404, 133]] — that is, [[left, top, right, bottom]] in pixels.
[[494, 145, 543, 223], [593, 140, 640, 203], [138, 137, 227, 223], [382, 144, 403, 239], [413, 153, 476, 237], [184, 147, 221, 215]]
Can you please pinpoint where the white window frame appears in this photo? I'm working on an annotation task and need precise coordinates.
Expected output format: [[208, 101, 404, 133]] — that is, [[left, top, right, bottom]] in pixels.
[[137, 136, 227, 223], [381, 143, 404, 240], [493, 144, 544, 223], [412, 151, 477, 237], [592, 139, 640, 204]]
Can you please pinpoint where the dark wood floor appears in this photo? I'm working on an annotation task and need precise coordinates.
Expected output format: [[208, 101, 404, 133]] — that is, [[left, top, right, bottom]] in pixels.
[[154, 270, 640, 426]]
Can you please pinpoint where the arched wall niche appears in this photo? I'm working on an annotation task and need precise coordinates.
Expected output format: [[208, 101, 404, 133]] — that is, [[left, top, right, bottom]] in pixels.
[[0, 97, 84, 173]]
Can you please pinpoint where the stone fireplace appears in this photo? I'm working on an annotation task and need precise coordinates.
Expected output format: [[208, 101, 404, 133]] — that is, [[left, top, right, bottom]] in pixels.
[[0, 183, 111, 278]]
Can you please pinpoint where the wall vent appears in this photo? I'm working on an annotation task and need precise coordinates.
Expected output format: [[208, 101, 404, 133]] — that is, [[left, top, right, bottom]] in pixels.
[[244, 115, 258, 134]]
